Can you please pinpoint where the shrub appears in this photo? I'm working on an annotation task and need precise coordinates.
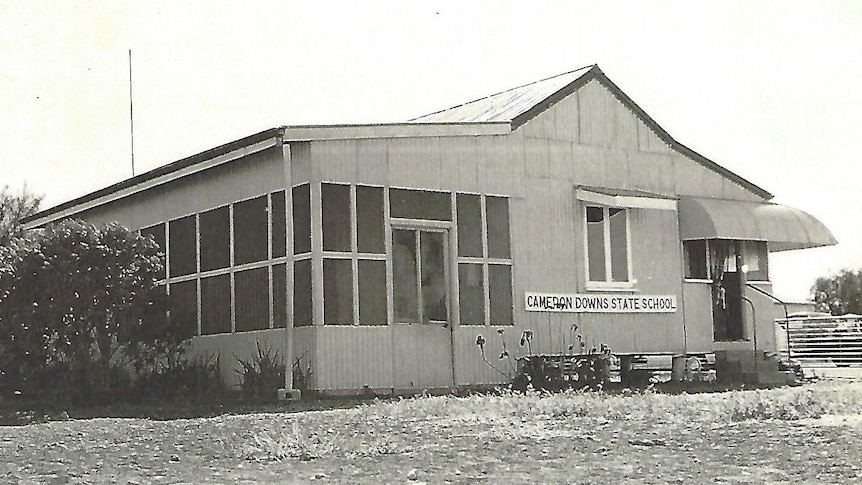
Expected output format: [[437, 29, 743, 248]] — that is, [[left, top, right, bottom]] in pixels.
[[134, 353, 225, 402], [236, 342, 285, 399], [0, 219, 188, 402]]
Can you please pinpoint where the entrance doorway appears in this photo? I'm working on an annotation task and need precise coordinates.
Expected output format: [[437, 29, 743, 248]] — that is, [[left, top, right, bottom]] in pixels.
[[391, 227, 454, 389], [711, 240, 745, 341]]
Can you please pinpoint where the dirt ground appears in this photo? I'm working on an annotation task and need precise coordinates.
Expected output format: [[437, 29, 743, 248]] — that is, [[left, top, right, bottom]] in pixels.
[[2, 384, 862, 484]]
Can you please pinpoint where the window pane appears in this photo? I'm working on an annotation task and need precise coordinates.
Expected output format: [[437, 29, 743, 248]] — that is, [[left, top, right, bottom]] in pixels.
[[235, 267, 270, 332], [356, 185, 385, 254], [271, 191, 287, 258], [684, 240, 708, 279], [201, 274, 231, 335], [586, 206, 606, 281], [169, 280, 198, 337], [390, 188, 451, 221], [744, 240, 769, 281], [273, 263, 287, 328], [609, 208, 628, 282], [293, 184, 311, 254], [324, 258, 353, 325], [457, 194, 483, 257], [458, 263, 485, 325], [487, 196, 511, 259], [169, 215, 197, 277], [141, 223, 166, 280], [358, 260, 387, 325], [421, 231, 447, 323], [200, 206, 230, 271], [393, 229, 419, 322], [322, 183, 351, 252], [293, 259, 312, 327], [233, 196, 268, 265], [708, 239, 737, 277], [489, 264, 513, 325]]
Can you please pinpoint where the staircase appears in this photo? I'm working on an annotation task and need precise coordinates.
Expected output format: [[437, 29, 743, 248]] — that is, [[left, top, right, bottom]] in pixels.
[[715, 350, 797, 386]]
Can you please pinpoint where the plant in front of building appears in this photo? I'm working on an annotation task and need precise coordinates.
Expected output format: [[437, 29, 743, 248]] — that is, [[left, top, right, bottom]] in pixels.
[[236, 341, 286, 399], [0, 219, 184, 402], [133, 351, 225, 402]]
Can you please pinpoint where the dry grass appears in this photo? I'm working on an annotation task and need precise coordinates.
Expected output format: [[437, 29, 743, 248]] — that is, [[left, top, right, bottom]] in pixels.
[[244, 381, 862, 462], [4, 381, 862, 483]]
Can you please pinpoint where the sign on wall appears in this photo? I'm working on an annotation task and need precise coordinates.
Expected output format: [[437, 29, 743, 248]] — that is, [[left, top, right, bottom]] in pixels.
[[525, 292, 677, 313]]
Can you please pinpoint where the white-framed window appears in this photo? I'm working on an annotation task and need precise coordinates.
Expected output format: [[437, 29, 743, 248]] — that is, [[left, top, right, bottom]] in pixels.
[[584, 205, 631, 287]]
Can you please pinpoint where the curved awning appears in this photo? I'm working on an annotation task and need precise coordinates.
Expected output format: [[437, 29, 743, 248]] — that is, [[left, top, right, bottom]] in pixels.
[[678, 197, 837, 252]]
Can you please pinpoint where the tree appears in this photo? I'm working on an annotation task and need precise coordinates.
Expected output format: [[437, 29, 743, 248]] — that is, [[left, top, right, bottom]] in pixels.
[[0, 185, 42, 246], [811, 269, 862, 315], [0, 219, 186, 398]]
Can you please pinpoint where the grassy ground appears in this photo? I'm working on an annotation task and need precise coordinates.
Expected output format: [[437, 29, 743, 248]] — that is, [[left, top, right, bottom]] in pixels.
[[2, 381, 862, 484]]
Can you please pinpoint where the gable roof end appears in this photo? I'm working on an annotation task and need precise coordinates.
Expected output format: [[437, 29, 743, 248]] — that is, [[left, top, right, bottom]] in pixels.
[[413, 64, 773, 200]]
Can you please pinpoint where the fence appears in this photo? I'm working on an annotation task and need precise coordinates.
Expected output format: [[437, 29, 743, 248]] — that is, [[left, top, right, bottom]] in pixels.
[[775, 314, 862, 369]]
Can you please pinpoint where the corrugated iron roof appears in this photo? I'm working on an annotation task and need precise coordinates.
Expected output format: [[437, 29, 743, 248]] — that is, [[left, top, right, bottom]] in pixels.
[[411, 65, 595, 123]]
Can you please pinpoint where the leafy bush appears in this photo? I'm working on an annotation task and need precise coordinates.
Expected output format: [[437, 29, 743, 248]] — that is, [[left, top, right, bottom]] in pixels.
[[0, 219, 188, 402], [236, 342, 285, 399]]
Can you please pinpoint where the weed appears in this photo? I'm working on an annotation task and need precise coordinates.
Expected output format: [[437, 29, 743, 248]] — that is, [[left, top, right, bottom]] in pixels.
[[246, 420, 327, 461]]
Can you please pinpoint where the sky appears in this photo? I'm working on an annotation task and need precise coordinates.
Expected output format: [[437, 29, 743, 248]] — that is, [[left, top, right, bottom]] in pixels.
[[1, 1, 861, 302]]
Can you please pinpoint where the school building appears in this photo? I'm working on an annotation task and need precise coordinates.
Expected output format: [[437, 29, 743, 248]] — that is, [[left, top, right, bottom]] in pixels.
[[24, 65, 836, 393]]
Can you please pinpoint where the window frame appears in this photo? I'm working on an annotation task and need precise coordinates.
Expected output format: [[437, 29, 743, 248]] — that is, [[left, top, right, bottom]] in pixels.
[[320, 182, 388, 326], [152, 189, 292, 337], [683, 239, 770, 283], [455, 191, 514, 326], [583, 204, 634, 290]]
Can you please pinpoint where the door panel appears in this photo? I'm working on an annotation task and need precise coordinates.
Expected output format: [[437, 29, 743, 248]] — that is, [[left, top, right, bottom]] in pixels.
[[420, 231, 448, 324], [393, 229, 419, 323], [391, 227, 454, 389]]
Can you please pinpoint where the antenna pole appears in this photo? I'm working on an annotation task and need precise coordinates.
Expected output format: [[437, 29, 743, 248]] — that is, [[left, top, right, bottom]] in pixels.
[[129, 49, 135, 176]]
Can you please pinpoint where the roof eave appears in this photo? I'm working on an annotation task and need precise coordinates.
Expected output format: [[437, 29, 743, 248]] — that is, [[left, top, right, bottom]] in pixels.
[[23, 128, 283, 228]]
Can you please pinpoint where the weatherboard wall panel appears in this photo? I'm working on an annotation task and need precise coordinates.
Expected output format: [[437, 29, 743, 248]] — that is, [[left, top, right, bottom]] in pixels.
[[311, 327, 393, 391], [290, 142, 312, 185], [477, 134, 524, 196], [673, 154, 709, 198], [443, 136, 479, 194], [552, 94, 580, 143], [293, 327, 317, 390], [523, 136, 551, 179], [314, 139, 357, 184], [547, 139, 576, 181], [637, 119, 674, 154], [626, 151, 663, 194], [386, 137, 443, 190], [747, 282, 780, 352], [577, 80, 639, 150], [354, 138, 389, 186], [570, 144, 609, 188], [683, 282, 714, 353], [451, 327, 509, 386]]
